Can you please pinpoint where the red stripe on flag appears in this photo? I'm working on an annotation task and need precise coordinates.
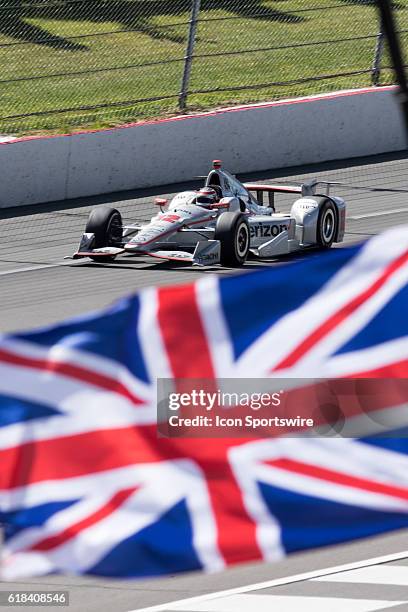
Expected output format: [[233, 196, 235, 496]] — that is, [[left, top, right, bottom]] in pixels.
[[197, 458, 264, 565], [0, 425, 160, 489], [274, 250, 408, 371], [30, 486, 138, 551], [0, 425, 248, 489], [350, 359, 408, 378], [267, 458, 408, 502], [0, 348, 143, 406], [157, 284, 215, 378], [158, 284, 263, 565]]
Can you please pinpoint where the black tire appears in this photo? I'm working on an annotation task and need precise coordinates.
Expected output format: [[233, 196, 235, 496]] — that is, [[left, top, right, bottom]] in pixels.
[[215, 212, 250, 267], [316, 200, 338, 248], [85, 206, 122, 262]]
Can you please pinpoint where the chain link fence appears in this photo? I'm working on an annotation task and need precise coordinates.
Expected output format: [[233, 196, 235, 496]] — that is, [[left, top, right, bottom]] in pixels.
[[0, 0, 406, 136]]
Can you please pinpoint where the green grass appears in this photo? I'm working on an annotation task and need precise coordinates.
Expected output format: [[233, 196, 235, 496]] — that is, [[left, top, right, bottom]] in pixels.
[[0, 0, 406, 135]]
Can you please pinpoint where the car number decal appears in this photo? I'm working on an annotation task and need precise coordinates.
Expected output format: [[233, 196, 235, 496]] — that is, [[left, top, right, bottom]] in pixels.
[[161, 214, 181, 223]]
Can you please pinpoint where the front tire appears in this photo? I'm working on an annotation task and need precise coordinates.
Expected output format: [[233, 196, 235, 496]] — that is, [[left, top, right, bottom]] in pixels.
[[317, 200, 337, 248], [85, 206, 122, 262], [215, 212, 250, 267]]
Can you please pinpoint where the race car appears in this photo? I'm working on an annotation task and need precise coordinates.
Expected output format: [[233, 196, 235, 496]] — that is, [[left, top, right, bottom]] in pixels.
[[70, 160, 346, 267]]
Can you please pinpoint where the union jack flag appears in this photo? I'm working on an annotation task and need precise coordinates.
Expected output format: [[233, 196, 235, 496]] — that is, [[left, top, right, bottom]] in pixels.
[[0, 226, 407, 580]]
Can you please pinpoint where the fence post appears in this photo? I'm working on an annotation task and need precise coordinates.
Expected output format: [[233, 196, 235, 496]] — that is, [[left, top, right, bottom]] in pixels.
[[179, 0, 201, 111], [371, 27, 385, 86]]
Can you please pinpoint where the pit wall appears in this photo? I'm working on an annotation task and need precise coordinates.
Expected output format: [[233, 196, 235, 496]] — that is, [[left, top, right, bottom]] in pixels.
[[0, 86, 405, 208]]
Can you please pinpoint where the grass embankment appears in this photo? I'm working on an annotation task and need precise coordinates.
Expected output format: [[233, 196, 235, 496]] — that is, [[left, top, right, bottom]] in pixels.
[[0, 0, 405, 135]]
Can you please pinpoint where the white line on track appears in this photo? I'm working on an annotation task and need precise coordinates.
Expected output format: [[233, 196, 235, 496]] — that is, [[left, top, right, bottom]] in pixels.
[[314, 564, 408, 585], [348, 208, 408, 220], [131, 549, 408, 612], [169, 594, 404, 611], [0, 261, 83, 277]]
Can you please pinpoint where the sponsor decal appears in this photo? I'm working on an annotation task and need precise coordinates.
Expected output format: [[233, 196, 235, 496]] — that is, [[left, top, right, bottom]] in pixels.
[[298, 203, 317, 210], [167, 252, 190, 259], [170, 191, 196, 206], [172, 208, 195, 216], [197, 252, 218, 262], [297, 198, 318, 210], [250, 223, 289, 238], [130, 221, 178, 244], [130, 234, 151, 243]]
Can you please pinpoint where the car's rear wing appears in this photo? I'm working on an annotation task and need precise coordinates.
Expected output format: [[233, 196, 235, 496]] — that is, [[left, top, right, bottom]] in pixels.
[[244, 178, 330, 196], [244, 183, 302, 194], [244, 179, 336, 209]]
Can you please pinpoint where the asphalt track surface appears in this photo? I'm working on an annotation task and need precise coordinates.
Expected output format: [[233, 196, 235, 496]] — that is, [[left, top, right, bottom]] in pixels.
[[1, 150, 408, 333], [0, 151, 407, 611]]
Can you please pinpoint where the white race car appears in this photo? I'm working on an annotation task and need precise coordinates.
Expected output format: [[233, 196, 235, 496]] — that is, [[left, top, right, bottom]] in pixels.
[[71, 160, 346, 267]]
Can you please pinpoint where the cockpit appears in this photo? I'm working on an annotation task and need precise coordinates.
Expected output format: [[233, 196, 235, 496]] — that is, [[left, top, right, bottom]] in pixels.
[[205, 160, 264, 212]]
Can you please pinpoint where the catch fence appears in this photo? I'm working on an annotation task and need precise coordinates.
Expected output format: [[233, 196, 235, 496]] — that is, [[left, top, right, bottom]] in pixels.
[[0, 0, 406, 135]]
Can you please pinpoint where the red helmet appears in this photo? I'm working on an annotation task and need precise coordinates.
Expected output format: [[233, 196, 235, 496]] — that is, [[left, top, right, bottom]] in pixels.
[[195, 187, 218, 207]]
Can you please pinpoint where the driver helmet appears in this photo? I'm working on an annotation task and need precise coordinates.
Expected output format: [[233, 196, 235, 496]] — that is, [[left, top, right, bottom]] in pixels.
[[194, 187, 218, 207]]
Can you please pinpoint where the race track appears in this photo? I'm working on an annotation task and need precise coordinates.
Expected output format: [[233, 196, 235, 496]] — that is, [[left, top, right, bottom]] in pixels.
[[0, 151, 407, 611], [1, 151, 408, 333]]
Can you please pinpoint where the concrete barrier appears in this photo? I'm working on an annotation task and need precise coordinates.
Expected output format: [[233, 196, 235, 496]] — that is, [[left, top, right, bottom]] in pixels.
[[0, 85, 406, 208]]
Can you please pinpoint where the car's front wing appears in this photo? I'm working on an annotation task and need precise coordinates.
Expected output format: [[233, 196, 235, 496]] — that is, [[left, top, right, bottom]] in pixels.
[[70, 232, 221, 266]]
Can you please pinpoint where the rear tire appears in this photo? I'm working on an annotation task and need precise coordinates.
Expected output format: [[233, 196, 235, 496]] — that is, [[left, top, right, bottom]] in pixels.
[[317, 200, 337, 248], [215, 212, 250, 267], [85, 206, 122, 262]]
